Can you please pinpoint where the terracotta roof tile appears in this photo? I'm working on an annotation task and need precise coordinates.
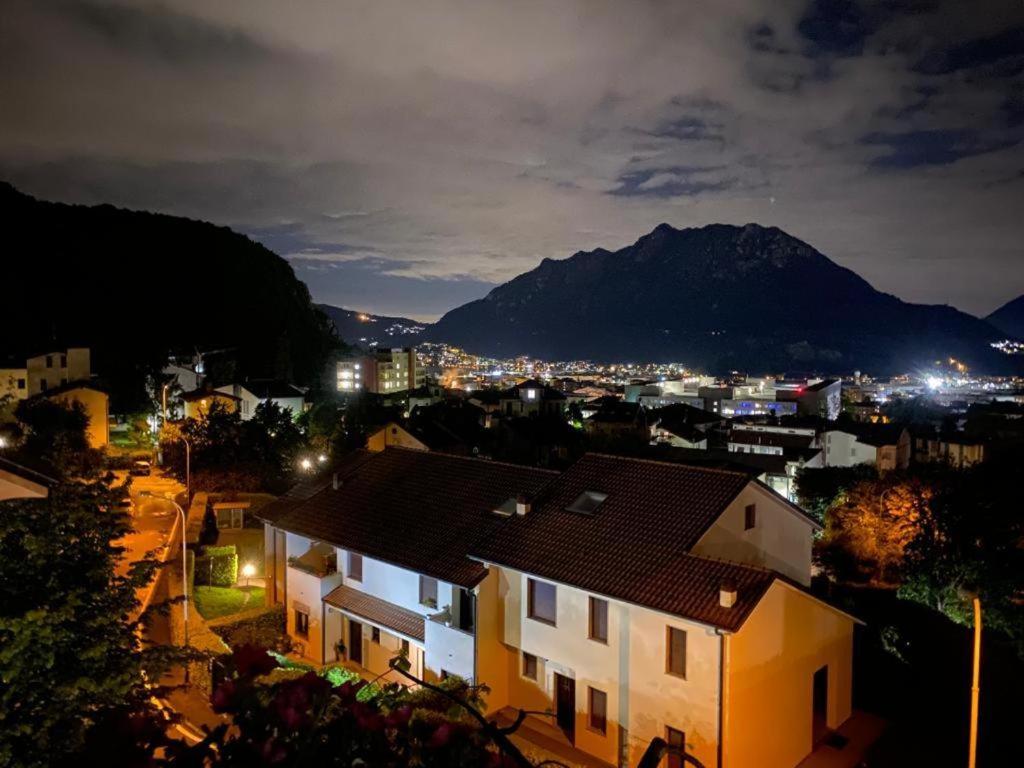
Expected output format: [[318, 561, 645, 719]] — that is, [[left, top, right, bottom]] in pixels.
[[471, 453, 769, 629], [273, 449, 556, 587], [324, 584, 426, 642]]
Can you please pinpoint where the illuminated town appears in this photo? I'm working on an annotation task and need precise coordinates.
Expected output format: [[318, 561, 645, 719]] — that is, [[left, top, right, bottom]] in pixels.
[[2, 3, 1023, 768]]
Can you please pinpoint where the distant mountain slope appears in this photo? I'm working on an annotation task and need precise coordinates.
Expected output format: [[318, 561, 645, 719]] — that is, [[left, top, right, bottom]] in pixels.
[[426, 223, 1012, 374], [986, 296, 1024, 339], [319, 305, 428, 348], [0, 183, 339, 408]]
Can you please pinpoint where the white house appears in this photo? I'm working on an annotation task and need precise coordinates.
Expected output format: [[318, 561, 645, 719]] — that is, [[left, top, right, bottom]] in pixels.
[[822, 424, 910, 472], [259, 448, 858, 768], [215, 380, 307, 420]]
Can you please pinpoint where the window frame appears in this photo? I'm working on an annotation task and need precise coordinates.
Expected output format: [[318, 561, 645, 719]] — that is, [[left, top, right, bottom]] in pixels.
[[588, 687, 607, 735], [294, 609, 310, 639], [526, 578, 557, 626], [371, 626, 381, 644], [522, 651, 538, 681], [744, 503, 757, 531], [588, 596, 609, 644], [419, 575, 439, 608], [665, 726, 686, 768], [666, 626, 687, 679], [347, 551, 363, 582]]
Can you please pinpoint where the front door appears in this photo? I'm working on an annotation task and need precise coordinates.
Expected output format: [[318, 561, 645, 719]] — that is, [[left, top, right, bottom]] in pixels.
[[555, 673, 576, 744], [349, 620, 363, 666], [812, 665, 829, 744]]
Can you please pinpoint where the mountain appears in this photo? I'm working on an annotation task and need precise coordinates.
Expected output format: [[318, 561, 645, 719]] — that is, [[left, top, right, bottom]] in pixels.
[[986, 296, 1024, 339], [0, 183, 339, 409], [319, 305, 428, 348], [427, 223, 1013, 374]]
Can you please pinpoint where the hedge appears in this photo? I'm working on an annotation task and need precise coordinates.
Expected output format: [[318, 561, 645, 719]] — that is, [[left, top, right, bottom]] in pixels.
[[195, 544, 238, 586]]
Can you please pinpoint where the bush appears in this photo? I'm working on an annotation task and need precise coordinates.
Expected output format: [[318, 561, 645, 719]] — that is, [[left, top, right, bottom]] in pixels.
[[195, 545, 238, 587], [214, 606, 288, 653]]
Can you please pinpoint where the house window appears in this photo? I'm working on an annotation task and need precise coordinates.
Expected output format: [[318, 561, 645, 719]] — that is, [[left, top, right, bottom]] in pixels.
[[60, 355, 66, 368], [527, 579, 557, 625], [419, 575, 438, 608], [45, 356, 53, 368], [526, 388, 537, 400], [16, 378, 25, 389], [294, 609, 309, 639], [401, 639, 410, 655], [347, 552, 363, 581], [666, 627, 687, 678], [522, 652, 538, 680], [744, 503, 757, 531], [588, 687, 607, 734], [589, 597, 608, 643], [40, 378, 48, 391], [371, 627, 381, 644], [665, 726, 686, 768]]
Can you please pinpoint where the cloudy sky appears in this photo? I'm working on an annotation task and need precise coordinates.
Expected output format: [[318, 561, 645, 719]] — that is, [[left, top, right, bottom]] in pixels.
[[2, 0, 1022, 320]]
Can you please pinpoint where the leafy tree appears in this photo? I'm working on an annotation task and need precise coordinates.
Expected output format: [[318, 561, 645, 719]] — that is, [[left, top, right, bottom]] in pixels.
[[899, 455, 1024, 655], [816, 473, 933, 586], [0, 480, 164, 767], [795, 464, 878, 523], [9, 397, 103, 478], [199, 506, 220, 547]]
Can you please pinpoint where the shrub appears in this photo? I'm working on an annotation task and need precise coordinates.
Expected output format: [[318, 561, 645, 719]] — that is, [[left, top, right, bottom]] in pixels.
[[195, 545, 238, 587]]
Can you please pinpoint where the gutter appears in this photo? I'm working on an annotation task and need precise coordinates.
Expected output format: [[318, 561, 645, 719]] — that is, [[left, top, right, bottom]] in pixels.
[[716, 630, 732, 768]]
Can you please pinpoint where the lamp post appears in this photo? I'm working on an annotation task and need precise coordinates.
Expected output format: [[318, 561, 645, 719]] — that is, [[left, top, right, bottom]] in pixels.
[[171, 499, 190, 684], [162, 383, 170, 423], [182, 436, 191, 508], [968, 596, 982, 768]]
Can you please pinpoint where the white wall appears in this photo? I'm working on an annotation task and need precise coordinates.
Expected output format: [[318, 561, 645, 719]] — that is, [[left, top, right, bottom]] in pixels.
[[823, 431, 877, 467], [690, 483, 815, 585], [335, 548, 454, 618], [425, 619, 475, 681]]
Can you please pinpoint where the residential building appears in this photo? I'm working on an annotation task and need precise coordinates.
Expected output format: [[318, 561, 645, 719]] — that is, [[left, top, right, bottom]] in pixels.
[[650, 403, 727, 449], [215, 379, 307, 420], [912, 428, 986, 468], [822, 424, 910, 471], [337, 348, 424, 395], [584, 400, 647, 440], [776, 379, 842, 421], [44, 383, 110, 449], [179, 387, 240, 419], [259, 448, 856, 768], [366, 422, 429, 453], [0, 455, 53, 500], [1, 347, 91, 400], [498, 378, 568, 418]]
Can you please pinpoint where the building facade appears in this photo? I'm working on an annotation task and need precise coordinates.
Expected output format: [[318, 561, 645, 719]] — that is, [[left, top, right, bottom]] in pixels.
[[337, 348, 424, 395], [259, 448, 857, 768]]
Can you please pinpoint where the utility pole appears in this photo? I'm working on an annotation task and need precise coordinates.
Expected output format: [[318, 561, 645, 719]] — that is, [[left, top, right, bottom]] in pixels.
[[968, 597, 981, 768]]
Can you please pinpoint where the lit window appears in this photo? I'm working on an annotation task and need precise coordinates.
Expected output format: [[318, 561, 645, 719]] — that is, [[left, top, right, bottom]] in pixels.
[[526, 388, 537, 400], [527, 579, 556, 625]]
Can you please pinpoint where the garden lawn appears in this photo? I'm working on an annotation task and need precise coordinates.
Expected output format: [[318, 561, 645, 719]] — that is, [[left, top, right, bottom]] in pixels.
[[194, 585, 265, 620]]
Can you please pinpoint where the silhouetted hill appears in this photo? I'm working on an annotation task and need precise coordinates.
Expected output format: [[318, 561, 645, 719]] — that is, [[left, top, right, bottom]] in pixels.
[[427, 223, 1012, 374], [319, 305, 427, 348], [0, 183, 339, 409], [986, 296, 1024, 339]]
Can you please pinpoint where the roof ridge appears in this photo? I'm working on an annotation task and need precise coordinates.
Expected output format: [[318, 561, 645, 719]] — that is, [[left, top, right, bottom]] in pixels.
[[584, 451, 749, 477], [383, 445, 561, 474]]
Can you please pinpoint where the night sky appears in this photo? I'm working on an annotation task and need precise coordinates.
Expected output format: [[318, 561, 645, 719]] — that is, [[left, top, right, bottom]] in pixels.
[[2, 1, 1022, 321]]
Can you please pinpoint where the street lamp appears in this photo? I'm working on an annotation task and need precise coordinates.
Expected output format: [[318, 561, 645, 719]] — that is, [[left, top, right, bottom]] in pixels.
[[968, 597, 982, 768], [170, 499, 190, 684], [162, 383, 170, 423], [241, 562, 256, 588]]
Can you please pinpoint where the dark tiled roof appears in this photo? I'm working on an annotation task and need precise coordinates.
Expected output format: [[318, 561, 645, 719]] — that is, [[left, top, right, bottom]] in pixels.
[[472, 454, 767, 629], [728, 429, 815, 450], [256, 451, 375, 524], [244, 379, 306, 400], [324, 584, 426, 642], [273, 449, 556, 587], [501, 379, 567, 401]]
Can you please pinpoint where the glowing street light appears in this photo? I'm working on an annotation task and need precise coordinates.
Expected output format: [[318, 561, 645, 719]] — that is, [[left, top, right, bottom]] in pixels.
[[241, 562, 256, 588], [317, 454, 327, 464], [300, 458, 313, 471]]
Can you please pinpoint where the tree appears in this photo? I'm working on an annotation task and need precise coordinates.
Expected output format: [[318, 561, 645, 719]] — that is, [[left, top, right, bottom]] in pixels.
[[0, 480, 164, 767], [899, 455, 1024, 655], [10, 397, 103, 478], [796, 464, 878, 524], [816, 473, 933, 586]]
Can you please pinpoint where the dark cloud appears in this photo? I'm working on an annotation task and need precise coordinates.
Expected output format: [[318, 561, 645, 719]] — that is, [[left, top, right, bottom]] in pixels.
[[1, 0, 1022, 318]]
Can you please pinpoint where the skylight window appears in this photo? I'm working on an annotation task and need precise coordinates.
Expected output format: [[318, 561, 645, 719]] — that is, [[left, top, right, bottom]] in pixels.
[[493, 497, 518, 517], [566, 490, 608, 515]]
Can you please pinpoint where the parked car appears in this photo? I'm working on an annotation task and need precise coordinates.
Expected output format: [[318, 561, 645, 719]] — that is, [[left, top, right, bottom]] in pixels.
[[130, 459, 152, 476]]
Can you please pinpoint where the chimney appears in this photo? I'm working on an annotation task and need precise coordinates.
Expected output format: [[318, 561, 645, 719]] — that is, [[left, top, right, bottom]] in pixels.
[[719, 580, 737, 609], [332, 472, 339, 491], [516, 493, 531, 516]]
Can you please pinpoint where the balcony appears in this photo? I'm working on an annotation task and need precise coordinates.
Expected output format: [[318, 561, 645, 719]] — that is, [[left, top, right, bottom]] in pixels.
[[288, 543, 337, 578]]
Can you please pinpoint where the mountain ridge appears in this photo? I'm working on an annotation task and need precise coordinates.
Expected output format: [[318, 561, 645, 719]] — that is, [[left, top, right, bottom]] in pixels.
[[986, 295, 1024, 339], [425, 222, 1013, 374]]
